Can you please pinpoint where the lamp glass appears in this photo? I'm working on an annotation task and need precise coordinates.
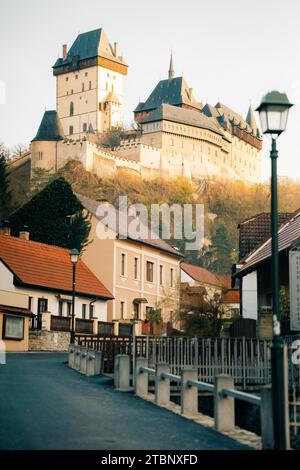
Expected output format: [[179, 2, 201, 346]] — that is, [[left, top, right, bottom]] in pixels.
[[70, 249, 79, 264]]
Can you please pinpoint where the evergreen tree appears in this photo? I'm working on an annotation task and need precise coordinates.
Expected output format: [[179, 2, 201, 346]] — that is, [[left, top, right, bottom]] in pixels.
[[0, 153, 12, 220], [209, 223, 233, 274], [9, 177, 91, 252]]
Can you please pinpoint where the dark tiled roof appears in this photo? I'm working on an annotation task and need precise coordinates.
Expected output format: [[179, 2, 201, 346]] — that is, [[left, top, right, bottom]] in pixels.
[[140, 103, 224, 136], [0, 235, 113, 299], [201, 103, 220, 118], [76, 194, 182, 258], [134, 76, 201, 113], [53, 28, 126, 68], [32, 111, 65, 142], [238, 212, 293, 261], [237, 210, 300, 276]]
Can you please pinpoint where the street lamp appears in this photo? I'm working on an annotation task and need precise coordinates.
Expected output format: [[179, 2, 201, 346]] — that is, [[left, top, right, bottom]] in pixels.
[[70, 248, 79, 344], [256, 91, 293, 450]]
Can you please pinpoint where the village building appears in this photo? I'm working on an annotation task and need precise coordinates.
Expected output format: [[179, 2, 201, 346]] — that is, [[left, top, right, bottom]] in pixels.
[[77, 194, 182, 334], [0, 228, 113, 350], [234, 209, 300, 338], [180, 262, 240, 319]]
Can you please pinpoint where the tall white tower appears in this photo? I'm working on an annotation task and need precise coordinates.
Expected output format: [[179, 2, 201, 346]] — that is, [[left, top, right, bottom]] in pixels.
[[53, 28, 128, 138]]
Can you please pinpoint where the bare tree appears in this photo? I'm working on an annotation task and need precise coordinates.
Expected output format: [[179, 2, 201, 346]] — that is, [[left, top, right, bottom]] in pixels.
[[0, 142, 10, 159], [12, 143, 27, 158]]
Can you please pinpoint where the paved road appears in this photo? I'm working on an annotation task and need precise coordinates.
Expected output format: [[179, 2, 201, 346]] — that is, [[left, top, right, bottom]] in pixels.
[[0, 353, 251, 450]]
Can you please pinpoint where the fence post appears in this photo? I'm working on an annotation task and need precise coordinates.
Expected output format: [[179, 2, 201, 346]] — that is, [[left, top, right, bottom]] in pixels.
[[80, 347, 88, 375], [114, 354, 130, 390], [135, 358, 149, 398], [114, 321, 119, 336], [68, 344, 75, 369], [155, 363, 170, 405], [181, 368, 198, 417], [214, 374, 235, 432], [260, 385, 274, 450], [92, 319, 98, 335], [74, 346, 81, 371]]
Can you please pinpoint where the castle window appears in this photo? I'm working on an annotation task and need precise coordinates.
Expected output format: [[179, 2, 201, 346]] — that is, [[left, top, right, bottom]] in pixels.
[[38, 152, 43, 161], [111, 84, 114, 93], [106, 83, 108, 91], [70, 102, 74, 116], [71, 89, 73, 94], [85, 72, 88, 77], [83, 123, 87, 132], [82, 83, 85, 92], [65, 77, 69, 82], [69, 126, 74, 135], [89, 81, 92, 90], [75, 74, 78, 79]]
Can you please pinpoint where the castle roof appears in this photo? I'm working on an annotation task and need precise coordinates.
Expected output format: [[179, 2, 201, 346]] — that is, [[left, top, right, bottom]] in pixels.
[[134, 76, 202, 114], [32, 111, 65, 142], [140, 103, 224, 136], [53, 28, 126, 69]]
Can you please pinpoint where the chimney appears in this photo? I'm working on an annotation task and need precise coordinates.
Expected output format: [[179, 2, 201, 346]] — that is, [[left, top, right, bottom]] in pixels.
[[63, 44, 68, 60], [114, 42, 120, 58], [0, 220, 11, 236], [19, 225, 30, 241]]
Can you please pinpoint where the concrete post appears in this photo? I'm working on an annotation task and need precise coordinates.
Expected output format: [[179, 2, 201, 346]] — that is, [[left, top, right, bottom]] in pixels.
[[135, 358, 149, 398], [80, 347, 88, 375], [114, 354, 130, 391], [181, 368, 198, 417], [155, 363, 170, 406], [114, 321, 119, 336], [68, 344, 75, 369], [260, 385, 274, 450], [214, 375, 235, 432], [92, 318, 98, 335], [74, 346, 81, 371], [85, 349, 101, 376], [42, 311, 51, 331]]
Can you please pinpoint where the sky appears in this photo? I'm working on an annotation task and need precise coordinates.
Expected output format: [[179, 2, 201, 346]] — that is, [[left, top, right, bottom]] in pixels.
[[0, 0, 300, 180]]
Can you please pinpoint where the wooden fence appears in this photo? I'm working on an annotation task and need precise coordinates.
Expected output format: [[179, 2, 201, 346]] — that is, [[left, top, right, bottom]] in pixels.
[[50, 315, 71, 332], [98, 321, 114, 336], [75, 318, 93, 334]]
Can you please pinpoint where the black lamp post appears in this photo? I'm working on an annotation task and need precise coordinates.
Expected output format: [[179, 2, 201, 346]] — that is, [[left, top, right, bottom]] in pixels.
[[256, 91, 293, 449], [70, 248, 79, 344]]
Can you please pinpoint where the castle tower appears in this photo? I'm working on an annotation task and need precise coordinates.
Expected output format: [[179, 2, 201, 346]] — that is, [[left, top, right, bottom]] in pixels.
[[53, 28, 128, 138], [245, 105, 257, 133], [31, 110, 65, 175]]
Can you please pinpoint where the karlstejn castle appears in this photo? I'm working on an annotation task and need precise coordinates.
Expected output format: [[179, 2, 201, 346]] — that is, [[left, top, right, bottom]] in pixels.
[[27, 28, 262, 183]]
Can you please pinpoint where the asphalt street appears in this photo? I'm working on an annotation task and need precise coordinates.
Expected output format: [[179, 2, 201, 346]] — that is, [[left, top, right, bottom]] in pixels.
[[0, 353, 251, 450]]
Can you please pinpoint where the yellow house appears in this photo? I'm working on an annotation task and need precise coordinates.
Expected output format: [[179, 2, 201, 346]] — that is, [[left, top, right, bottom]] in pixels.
[[78, 194, 182, 333], [0, 290, 32, 352]]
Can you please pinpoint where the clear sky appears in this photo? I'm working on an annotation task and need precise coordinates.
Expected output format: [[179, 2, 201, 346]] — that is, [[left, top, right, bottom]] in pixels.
[[0, 0, 299, 180]]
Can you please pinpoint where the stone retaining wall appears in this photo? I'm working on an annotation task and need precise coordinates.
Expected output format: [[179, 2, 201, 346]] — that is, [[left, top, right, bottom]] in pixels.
[[29, 331, 70, 351]]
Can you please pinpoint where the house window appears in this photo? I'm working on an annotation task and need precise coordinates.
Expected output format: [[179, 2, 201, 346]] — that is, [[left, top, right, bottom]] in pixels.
[[70, 102, 74, 116], [3, 315, 24, 340], [121, 253, 126, 276], [146, 261, 154, 283], [160, 265, 163, 285], [69, 126, 74, 135], [170, 268, 174, 288], [58, 301, 63, 316], [120, 301, 125, 320], [82, 304, 87, 319], [38, 298, 48, 316], [67, 302, 71, 317], [134, 257, 139, 280], [89, 304, 94, 319], [83, 123, 87, 132]]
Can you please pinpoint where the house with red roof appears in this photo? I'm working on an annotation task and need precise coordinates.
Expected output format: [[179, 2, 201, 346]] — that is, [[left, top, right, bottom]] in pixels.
[[0, 228, 113, 351], [181, 262, 240, 319]]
